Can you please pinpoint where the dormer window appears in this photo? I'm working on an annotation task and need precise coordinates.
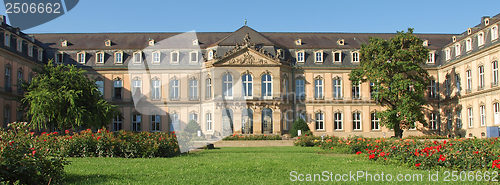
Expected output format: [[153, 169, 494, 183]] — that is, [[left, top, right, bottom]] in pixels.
[[4, 33, 10, 47], [207, 50, 214, 60], [148, 39, 155, 46], [105, 40, 111, 47], [333, 51, 342, 62], [314, 51, 323, 63], [427, 51, 435, 64], [485, 18, 490, 26], [171, 51, 179, 63], [28, 44, 33, 57], [152, 51, 161, 64], [133, 51, 142, 63], [114, 51, 123, 64], [352, 51, 359, 63], [337, 39, 344, 46], [77, 51, 86, 64], [295, 39, 302, 45], [454, 43, 461, 56], [467, 28, 472, 35], [452, 36, 456, 42], [96, 51, 104, 64], [491, 25, 498, 41], [445, 48, 451, 60], [465, 38, 472, 52], [37, 48, 43, 61], [277, 49, 284, 59], [478, 32, 485, 46], [16, 39, 22, 52], [55, 52, 63, 64], [296, 51, 305, 63], [190, 51, 198, 63], [61, 40, 67, 47], [422, 40, 429, 46], [192, 39, 199, 46]]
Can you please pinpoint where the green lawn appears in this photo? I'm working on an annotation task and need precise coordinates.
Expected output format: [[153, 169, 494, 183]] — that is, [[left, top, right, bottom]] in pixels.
[[64, 147, 490, 184]]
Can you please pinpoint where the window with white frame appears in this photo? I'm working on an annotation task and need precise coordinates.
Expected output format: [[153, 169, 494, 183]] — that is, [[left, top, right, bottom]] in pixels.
[[314, 51, 323, 63], [493, 61, 499, 86], [457, 111, 462, 129], [169, 79, 179, 100], [429, 113, 438, 130], [151, 78, 161, 100], [55, 52, 63, 64], [190, 51, 198, 63], [16, 39, 22, 52], [352, 81, 360, 99], [492, 25, 498, 41], [333, 51, 342, 62], [494, 103, 499, 123], [468, 107, 473, 128], [38, 48, 43, 61], [427, 52, 435, 63], [170, 112, 179, 131], [114, 51, 123, 64], [261, 74, 272, 99], [208, 50, 214, 60], [478, 32, 485, 46], [466, 70, 472, 91], [296, 78, 305, 99], [466, 38, 472, 52], [352, 52, 359, 62], [77, 52, 85, 64], [429, 79, 437, 98], [242, 74, 253, 98], [28, 44, 33, 57], [371, 112, 380, 130], [96, 52, 104, 64], [4, 33, 10, 47], [315, 112, 324, 130], [333, 77, 342, 99], [171, 51, 179, 63], [334, 112, 343, 130], [151, 115, 161, 132], [205, 78, 212, 99], [455, 74, 461, 96], [479, 65, 485, 89], [445, 48, 451, 60], [480, 105, 486, 126], [152, 51, 161, 64], [131, 77, 142, 97], [113, 79, 122, 99], [222, 73, 233, 99], [353, 112, 362, 130], [189, 79, 198, 100], [189, 112, 198, 123], [296, 51, 305, 63], [95, 79, 104, 95], [206, 113, 212, 131], [454, 43, 461, 56], [133, 51, 142, 63], [112, 114, 122, 131], [132, 113, 141, 132], [314, 78, 323, 99]]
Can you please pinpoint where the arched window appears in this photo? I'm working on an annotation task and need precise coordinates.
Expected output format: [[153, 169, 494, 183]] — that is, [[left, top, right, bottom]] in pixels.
[[493, 61, 498, 86], [314, 77, 323, 99], [466, 70, 472, 92], [352, 81, 361, 99], [151, 77, 161, 100], [315, 112, 324, 130], [205, 77, 212, 99], [333, 77, 342, 99], [353, 111, 362, 130], [371, 112, 380, 130], [222, 73, 233, 99], [478, 65, 485, 89], [334, 112, 343, 130], [261, 74, 272, 99], [222, 109, 233, 135], [242, 73, 253, 98], [242, 109, 253, 134], [262, 108, 273, 134]]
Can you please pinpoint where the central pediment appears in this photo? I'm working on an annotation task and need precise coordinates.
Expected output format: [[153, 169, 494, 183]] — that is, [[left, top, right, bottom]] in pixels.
[[213, 47, 282, 66]]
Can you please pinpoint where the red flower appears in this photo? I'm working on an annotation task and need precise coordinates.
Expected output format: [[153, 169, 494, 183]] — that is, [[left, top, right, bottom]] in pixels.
[[473, 151, 479, 154], [52, 131, 58, 135], [32, 150, 36, 156], [356, 151, 362, 155], [65, 130, 70, 134], [97, 136, 101, 140], [41, 132, 47, 135], [330, 147, 334, 149], [415, 163, 421, 167], [492, 160, 500, 169], [438, 155, 446, 162], [369, 154, 375, 159], [414, 152, 420, 156], [8, 141, 14, 146]]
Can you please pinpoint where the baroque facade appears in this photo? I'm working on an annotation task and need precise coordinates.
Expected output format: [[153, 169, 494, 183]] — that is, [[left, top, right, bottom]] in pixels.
[[1, 13, 500, 138]]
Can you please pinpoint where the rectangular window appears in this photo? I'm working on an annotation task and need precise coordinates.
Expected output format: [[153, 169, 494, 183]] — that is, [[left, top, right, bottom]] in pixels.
[[222, 74, 233, 99], [38, 48, 43, 61], [352, 81, 360, 99], [190, 51, 198, 63], [493, 61, 499, 86], [132, 79, 142, 97], [132, 114, 141, 132], [314, 79, 323, 99], [333, 78, 342, 99], [206, 113, 212, 131], [28, 44, 33, 57], [492, 26, 498, 41], [17, 70, 23, 94], [170, 79, 179, 100], [456, 111, 462, 129], [96, 52, 104, 64], [153, 51, 161, 64], [315, 112, 324, 130], [455, 74, 461, 96], [353, 112, 361, 130], [445, 48, 451, 60], [352, 52, 359, 62], [16, 39, 22, 52], [494, 103, 499, 126], [428, 80, 437, 98], [466, 70, 472, 92], [371, 112, 380, 130], [189, 113, 198, 123], [112, 115, 122, 131], [334, 112, 343, 130], [151, 115, 161, 132], [114, 52, 123, 64], [4, 33, 10, 47], [468, 108, 473, 128], [296, 79, 305, 99], [479, 66, 484, 89], [427, 52, 435, 63], [430, 113, 438, 130], [315, 51, 323, 63], [465, 38, 472, 52], [205, 78, 212, 99], [4, 67, 11, 92], [171, 51, 179, 63], [445, 79, 451, 98], [261, 74, 272, 99], [133, 52, 142, 63], [77, 52, 85, 64], [370, 82, 376, 100], [151, 79, 161, 100], [480, 105, 486, 126], [455, 44, 461, 56], [55, 53, 63, 64], [478, 32, 485, 46], [189, 79, 198, 100], [333, 51, 341, 62], [114, 80, 123, 100], [296, 51, 304, 63], [242, 74, 253, 98], [95, 80, 104, 95]]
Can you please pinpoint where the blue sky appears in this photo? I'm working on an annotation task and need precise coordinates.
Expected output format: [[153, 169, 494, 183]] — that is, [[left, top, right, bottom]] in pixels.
[[2, 0, 500, 34]]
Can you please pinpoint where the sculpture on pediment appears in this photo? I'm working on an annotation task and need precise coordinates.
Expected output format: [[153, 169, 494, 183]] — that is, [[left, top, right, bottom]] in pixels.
[[243, 33, 251, 46]]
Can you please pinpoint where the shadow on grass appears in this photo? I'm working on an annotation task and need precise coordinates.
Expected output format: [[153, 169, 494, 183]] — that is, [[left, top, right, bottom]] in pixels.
[[64, 174, 119, 185]]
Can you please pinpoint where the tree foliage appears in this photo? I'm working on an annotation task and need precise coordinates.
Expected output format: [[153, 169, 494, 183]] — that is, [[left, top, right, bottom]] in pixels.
[[290, 118, 309, 137], [22, 61, 119, 130], [349, 28, 430, 138]]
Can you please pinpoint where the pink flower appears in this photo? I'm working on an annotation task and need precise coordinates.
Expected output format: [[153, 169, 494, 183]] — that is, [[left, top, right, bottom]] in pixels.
[[415, 163, 421, 167], [356, 151, 362, 155]]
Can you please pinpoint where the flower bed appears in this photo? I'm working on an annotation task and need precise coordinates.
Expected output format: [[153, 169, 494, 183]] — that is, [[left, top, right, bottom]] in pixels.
[[296, 136, 500, 171], [223, 134, 282, 140]]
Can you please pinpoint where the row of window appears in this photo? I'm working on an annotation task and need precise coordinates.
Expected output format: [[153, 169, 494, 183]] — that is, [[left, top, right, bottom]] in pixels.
[[3, 64, 32, 94], [466, 102, 500, 128], [445, 24, 498, 61], [68, 50, 200, 64], [3, 32, 43, 61], [314, 112, 381, 131], [295, 50, 359, 63]]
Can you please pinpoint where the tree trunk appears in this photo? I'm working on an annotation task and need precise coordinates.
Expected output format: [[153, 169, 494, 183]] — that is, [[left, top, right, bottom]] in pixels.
[[394, 123, 404, 138]]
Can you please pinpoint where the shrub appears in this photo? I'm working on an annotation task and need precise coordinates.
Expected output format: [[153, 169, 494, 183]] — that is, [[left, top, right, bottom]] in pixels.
[[184, 120, 202, 134], [293, 133, 321, 147], [0, 122, 68, 184], [290, 118, 309, 137], [223, 134, 282, 140]]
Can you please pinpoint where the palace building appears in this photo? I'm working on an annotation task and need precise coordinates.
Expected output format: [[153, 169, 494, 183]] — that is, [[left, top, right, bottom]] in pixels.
[[1, 13, 499, 138]]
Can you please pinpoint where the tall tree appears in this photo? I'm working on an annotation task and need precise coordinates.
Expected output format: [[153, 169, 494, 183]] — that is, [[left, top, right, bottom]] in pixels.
[[22, 61, 119, 130], [349, 28, 430, 138]]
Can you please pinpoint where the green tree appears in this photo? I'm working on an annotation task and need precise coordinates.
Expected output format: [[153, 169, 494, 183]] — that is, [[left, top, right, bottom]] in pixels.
[[21, 61, 119, 130], [290, 118, 309, 137], [184, 120, 202, 134], [349, 28, 430, 138]]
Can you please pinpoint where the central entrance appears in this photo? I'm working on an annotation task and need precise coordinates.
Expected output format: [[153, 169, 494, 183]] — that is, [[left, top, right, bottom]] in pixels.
[[262, 108, 273, 134]]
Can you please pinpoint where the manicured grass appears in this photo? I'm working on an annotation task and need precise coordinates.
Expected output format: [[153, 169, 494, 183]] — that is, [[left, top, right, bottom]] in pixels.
[[64, 147, 490, 184]]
